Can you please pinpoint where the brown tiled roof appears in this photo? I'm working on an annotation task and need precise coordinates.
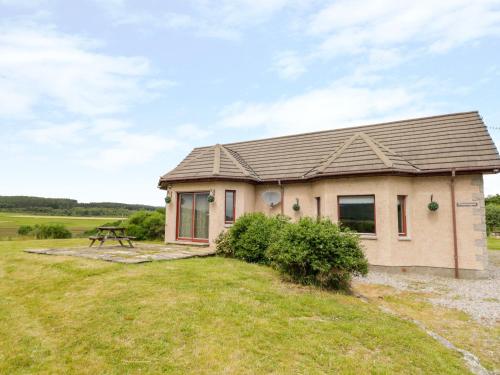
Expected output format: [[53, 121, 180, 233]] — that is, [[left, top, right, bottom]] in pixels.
[[159, 111, 500, 186]]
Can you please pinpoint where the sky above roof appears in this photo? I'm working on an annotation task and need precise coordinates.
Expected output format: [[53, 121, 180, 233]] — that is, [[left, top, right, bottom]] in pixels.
[[1, 0, 499, 205]]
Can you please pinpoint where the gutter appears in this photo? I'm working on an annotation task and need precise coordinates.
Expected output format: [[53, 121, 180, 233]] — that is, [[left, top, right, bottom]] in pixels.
[[450, 168, 459, 279], [158, 166, 500, 188]]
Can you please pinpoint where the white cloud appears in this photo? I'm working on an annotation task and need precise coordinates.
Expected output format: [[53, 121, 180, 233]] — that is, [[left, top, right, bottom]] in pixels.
[[174, 123, 212, 140], [95, 0, 294, 39], [15, 119, 199, 169], [272, 51, 307, 80], [308, 0, 500, 53], [220, 82, 436, 136], [0, 25, 169, 118], [83, 131, 179, 169], [0, 0, 45, 7], [280, 0, 500, 78], [20, 122, 87, 145]]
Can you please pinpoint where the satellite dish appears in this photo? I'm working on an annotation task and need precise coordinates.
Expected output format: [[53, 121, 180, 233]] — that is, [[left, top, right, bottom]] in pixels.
[[262, 190, 281, 207]]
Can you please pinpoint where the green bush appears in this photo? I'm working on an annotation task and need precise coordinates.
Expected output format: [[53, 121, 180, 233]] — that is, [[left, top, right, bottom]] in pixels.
[[32, 224, 72, 239], [83, 220, 123, 236], [228, 213, 289, 263], [124, 210, 165, 240], [142, 212, 165, 239], [125, 224, 148, 240], [17, 225, 33, 236], [486, 204, 500, 235], [83, 210, 165, 241], [267, 217, 368, 290], [486, 194, 500, 206], [215, 230, 233, 257]]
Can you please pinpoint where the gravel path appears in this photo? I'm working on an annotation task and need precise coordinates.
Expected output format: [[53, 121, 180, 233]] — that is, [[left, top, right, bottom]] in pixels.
[[354, 251, 500, 325]]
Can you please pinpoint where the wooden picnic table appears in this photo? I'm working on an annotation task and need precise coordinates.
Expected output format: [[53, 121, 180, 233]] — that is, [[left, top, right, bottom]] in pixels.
[[88, 226, 136, 248]]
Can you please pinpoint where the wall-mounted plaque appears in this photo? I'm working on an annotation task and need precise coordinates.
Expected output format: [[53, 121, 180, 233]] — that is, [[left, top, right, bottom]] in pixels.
[[456, 202, 478, 207]]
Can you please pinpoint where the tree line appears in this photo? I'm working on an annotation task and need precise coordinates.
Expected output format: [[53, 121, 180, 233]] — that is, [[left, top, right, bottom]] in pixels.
[[0, 195, 161, 217], [486, 194, 500, 234]]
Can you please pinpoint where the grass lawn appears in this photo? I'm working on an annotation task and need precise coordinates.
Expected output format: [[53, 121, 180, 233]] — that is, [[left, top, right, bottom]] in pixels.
[[0, 212, 123, 239], [488, 236, 500, 250], [0, 239, 470, 374], [354, 282, 500, 372]]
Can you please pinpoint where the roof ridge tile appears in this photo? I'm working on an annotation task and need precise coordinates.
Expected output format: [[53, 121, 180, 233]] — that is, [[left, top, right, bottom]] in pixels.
[[212, 144, 221, 175], [220, 145, 259, 179]]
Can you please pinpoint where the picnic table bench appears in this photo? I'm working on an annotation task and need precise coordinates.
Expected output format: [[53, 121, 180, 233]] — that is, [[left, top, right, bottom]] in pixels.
[[89, 226, 136, 248]]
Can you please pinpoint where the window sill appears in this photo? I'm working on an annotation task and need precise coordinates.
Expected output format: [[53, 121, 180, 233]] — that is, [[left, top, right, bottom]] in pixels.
[[224, 223, 234, 228], [398, 236, 411, 241], [359, 234, 377, 240]]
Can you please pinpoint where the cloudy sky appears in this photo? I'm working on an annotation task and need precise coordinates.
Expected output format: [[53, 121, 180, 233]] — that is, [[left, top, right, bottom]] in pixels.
[[1, 0, 500, 205]]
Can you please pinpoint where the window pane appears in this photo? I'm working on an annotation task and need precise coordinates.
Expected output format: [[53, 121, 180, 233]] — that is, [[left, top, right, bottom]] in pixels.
[[397, 196, 406, 235], [194, 193, 209, 239], [225, 191, 235, 222], [339, 196, 375, 204], [178, 193, 193, 238], [338, 196, 375, 233]]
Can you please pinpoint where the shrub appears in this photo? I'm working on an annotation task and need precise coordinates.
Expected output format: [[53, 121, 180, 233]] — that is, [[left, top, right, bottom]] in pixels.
[[83, 220, 123, 236], [486, 204, 500, 235], [124, 210, 165, 241], [125, 224, 148, 240], [142, 211, 165, 239], [83, 210, 165, 241], [267, 217, 368, 290], [17, 225, 33, 236], [32, 224, 72, 239], [215, 230, 233, 257], [486, 194, 500, 206], [228, 213, 289, 263]]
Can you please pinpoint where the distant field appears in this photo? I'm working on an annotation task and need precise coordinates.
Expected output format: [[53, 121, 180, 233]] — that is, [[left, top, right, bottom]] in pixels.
[[0, 212, 124, 239], [488, 236, 500, 251]]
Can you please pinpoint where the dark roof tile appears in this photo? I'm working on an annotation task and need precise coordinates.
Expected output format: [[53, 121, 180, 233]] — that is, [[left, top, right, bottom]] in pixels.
[[160, 111, 500, 185]]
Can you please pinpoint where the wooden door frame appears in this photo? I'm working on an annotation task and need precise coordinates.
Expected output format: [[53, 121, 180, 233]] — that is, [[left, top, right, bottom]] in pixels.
[[176, 191, 210, 243]]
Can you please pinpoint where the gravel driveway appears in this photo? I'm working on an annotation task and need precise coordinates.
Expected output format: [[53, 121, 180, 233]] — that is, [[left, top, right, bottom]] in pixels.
[[354, 251, 500, 325]]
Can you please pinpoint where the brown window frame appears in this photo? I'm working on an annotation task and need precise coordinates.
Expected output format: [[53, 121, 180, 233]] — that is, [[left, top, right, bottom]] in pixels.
[[337, 194, 376, 234], [225, 190, 236, 224], [175, 191, 210, 243], [397, 195, 407, 237]]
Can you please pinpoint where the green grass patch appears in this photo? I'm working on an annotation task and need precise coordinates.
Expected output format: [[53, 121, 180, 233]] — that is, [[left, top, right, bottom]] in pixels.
[[487, 236, 500, 250], [0, 212, 122, 239], [354, 283, 500, 372], [0, 239, 471, 374]]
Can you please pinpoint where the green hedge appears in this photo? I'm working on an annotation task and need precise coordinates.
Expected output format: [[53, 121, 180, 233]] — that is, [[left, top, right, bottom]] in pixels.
[[17, 225, 33, 236], [486, 204, 500, 235], [124, 209, 165, 240], [85, 209, 166, 241], [268, 217, 368, 290], [216, 212, 289, 263], [18, 224, 72, 239], [216, 214, 368, 290]]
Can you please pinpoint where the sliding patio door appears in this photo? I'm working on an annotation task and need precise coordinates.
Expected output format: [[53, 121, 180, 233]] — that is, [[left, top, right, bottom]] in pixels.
[[177, 192, 209, 242]]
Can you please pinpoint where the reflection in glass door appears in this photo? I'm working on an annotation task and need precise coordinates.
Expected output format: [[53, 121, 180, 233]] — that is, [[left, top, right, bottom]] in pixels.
[[178, 193, 194, 239], [194, 193, 209, 240], [177, 192, 209, 242]]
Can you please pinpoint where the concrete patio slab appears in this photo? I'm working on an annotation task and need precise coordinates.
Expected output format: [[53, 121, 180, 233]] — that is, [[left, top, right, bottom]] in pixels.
[[24, 243, 215, 264]]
